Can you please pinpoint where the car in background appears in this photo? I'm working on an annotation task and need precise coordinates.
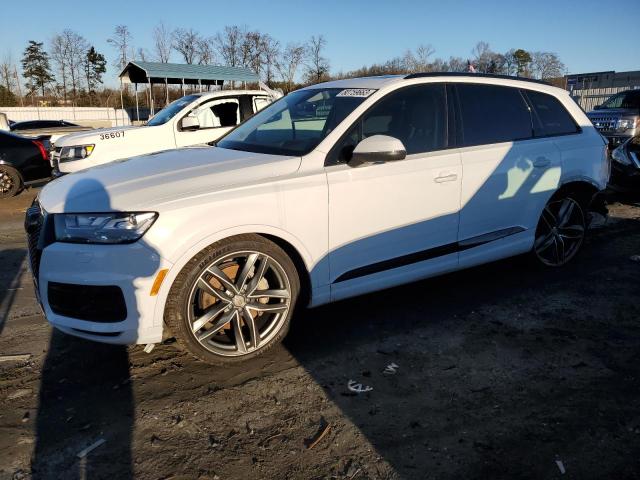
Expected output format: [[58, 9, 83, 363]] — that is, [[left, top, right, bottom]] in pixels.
[[52, 89, 281, 176], [609, 133, 640, 192], [0, 130, 51, 198], [0, 113, 93, 144], [10, 120, 79, 131], [27, 73, 608, 364], [587, 89, 640, 146]]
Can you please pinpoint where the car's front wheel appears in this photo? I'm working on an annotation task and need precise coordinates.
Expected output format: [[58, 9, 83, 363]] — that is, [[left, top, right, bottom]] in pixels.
[[533, 195, 586, 267], [164, 234, 300, 364]]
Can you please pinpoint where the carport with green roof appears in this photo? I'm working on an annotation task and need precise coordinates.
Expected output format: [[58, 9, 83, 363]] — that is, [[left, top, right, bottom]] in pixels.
[[118, 61, 260, 120]]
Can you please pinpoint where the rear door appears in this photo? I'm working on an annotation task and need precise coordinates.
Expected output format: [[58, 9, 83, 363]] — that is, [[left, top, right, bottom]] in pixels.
[[454, 83, 561, 269]]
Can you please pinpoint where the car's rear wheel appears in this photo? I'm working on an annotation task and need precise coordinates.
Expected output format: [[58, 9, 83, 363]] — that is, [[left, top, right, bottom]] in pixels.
[[164, 234, 299, 364], [533, 195, 586, 267], [0, 166, 23, 199]]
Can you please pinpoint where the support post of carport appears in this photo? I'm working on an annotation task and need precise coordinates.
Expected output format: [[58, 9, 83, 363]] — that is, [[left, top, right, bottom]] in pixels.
[[165, 78, 169, 106], [119, 78, 124, 126], [148, 78, 154, 116], [181, 78, 185, 97], [134, 82, 140, 122]]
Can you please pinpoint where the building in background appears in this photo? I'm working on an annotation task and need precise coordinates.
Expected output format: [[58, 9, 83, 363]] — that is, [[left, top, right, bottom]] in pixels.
[[565, 70, 640, 111]]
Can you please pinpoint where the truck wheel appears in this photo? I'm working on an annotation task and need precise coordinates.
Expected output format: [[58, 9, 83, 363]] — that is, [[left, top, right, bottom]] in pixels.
[[0, 166, 23, 198], [164, 234, 300, 365]]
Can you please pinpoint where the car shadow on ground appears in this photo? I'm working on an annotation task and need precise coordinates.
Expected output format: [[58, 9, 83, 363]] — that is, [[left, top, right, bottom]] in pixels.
[[31, 178, 160, 479], [0, 248, 26, 335], [281, 215, 640, 478]]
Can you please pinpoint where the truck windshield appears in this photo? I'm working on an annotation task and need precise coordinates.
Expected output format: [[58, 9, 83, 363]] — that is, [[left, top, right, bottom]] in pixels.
[[217, 88, 371, 156], [601, 90, 640, 110], [147, 95, 199, 126]]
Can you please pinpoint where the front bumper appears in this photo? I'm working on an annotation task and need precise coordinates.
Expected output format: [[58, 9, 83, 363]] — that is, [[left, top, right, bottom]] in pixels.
[[26, 205, 172, 345]]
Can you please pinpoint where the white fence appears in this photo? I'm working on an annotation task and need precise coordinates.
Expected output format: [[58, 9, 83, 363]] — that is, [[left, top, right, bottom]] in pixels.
[[0, 107, 133, 126], [569, 86, 639, 111]]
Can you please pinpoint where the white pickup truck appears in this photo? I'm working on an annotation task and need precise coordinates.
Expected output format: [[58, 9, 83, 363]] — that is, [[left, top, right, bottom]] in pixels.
[[52, 89, 280, 175]]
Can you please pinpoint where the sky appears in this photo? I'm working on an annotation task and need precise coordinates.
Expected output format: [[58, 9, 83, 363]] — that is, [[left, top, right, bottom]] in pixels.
[[1, 0, 638, 86]]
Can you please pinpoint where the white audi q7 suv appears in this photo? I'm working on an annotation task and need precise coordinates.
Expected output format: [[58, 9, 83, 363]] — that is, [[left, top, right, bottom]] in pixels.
[[26, 73, 609, 364]]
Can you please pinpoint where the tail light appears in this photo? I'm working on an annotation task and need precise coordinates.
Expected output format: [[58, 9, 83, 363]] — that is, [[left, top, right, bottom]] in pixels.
[[32, 140, 49, 162]]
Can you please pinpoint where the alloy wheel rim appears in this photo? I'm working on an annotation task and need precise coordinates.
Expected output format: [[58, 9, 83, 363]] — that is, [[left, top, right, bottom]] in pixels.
[[0, 171, 13, 194], [187, 251, 291, 357], [534, 198, 585, 266]]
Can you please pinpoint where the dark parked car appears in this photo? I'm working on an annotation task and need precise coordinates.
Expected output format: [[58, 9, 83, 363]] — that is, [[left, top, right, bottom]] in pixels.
[[609, 133, 640, 192], [10, 120, 79, 131], [587, 90, 640, 147], [0, 130, 52, 198]]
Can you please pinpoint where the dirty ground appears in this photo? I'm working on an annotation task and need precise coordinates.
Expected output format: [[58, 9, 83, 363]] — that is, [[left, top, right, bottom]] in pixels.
[[1, 188, 640, 479]]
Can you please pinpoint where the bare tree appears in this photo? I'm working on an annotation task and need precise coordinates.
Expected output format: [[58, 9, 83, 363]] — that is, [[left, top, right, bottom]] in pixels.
[[503, 49, 517, 76], [304, 35, 330, 83], [135, 47, 150, 62], [445, 56, 467, 72], [530, 51, 566, 79], [52, 30, 89, 101], [172, 28, 201, 64], [153, 22, 172, 63], [107, 25, 132, 70], [214, 25, 245, 67], [262, 34, 280, 85], [197, 37, 216, 65], [0, 54, 16, 93], [276, 42, 305, 92], [472, 41, 493, 73], [50, 35, 68, 102]]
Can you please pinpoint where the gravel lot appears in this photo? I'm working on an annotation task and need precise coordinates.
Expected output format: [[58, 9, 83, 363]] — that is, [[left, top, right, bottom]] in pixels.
[[1, 187, 640, 480]]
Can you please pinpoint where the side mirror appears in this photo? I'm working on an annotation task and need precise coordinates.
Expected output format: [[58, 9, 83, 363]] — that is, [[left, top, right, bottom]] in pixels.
[[181, 116, 200, 131], [348, 135, 407, 167]]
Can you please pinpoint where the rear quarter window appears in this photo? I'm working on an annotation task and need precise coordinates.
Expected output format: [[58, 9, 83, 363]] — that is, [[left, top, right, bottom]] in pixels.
[[525, 90, 580, 137]]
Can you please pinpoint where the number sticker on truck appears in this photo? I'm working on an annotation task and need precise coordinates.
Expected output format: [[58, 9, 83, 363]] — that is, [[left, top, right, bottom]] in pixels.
[[99, 131, 125, 141], [336, 89, 376, 98]]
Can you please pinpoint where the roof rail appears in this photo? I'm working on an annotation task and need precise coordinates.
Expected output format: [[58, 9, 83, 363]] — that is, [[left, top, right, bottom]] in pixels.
[[403, 72, 550, 86]]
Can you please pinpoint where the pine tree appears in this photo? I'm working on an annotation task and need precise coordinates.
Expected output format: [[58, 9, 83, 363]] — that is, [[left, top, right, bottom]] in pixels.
[[21, 40, 54, 98], [84, 46, 107, 93]]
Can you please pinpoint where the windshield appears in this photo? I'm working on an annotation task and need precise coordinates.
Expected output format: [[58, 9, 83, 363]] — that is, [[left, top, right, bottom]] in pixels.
[[217, 88, 372, 156], [601, 90, 640, 110], [147, 94, 199, 126]]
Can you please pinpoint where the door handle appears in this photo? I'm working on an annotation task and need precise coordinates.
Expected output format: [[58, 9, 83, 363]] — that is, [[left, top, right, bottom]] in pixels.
[[434, 173, 458, 183], [533, 157, 550, 168]]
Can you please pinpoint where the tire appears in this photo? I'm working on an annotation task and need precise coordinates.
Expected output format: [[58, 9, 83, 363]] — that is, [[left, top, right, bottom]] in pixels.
[[532, 194, 586, 267], [0, 166, 23, 199], [164, 234, 300, 364]]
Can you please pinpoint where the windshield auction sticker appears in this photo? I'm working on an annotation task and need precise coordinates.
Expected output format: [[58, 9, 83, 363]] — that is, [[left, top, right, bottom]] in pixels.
[[336, 88, 377, 98]]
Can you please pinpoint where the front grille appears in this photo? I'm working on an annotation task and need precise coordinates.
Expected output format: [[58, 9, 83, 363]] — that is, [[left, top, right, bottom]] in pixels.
[[48, 282, 128, 322], [25, 201, 43, 282], [590, 116, 616, 132]]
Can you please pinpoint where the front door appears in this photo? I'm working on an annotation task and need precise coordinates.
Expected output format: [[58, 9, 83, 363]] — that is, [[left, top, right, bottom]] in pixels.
[[326, 84, 462, 301], [175, 97, 241, 147]]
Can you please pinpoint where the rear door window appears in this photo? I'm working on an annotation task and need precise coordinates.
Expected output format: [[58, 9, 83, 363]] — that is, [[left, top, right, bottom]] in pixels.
[[525, 90, 580, 136], [456, 84, 533, 146]]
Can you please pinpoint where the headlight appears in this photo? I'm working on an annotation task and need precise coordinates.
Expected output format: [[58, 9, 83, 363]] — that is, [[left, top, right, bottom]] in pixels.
[[59, 144, 95, 162], [54, 212, 158, 244], [617, 119, 636, 131]]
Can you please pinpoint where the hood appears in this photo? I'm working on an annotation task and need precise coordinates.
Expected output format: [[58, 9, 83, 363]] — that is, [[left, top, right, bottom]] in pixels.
[[54, 125, 141, 146], [39, 147, 301, 213], [587, 108, 639, 117]]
